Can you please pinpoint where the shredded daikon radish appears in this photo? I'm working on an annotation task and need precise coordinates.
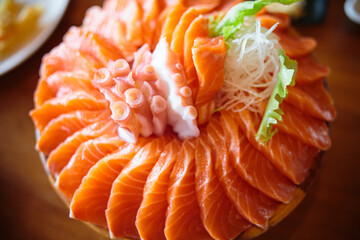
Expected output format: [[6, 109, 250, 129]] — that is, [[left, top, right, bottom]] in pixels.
[[216, 18, 281, 113]]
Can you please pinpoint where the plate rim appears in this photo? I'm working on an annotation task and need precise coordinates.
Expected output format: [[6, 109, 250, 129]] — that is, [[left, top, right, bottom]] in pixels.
[[0, 0, 70, 76]]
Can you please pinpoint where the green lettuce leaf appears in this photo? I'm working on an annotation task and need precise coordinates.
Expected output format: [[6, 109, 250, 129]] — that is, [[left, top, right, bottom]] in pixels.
[[255, 49, 297, 145], [211, 0, 300, 39]]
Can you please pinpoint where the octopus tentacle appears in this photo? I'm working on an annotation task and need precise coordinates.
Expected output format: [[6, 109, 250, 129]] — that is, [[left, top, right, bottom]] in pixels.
[[152, 38, 199, 140], [132, 44, 158, 82], [150, 95, 167, 136], [91, 38, 202, 142], [110, 101, 141, 143], [107, 59, 131, 78], [124, 88, 154, 137], [93, 68, 113, 88]]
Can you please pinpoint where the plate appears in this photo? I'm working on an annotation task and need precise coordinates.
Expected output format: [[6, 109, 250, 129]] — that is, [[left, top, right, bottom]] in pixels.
[[0, 0, 69, 76], [345, 0, 360, 25]]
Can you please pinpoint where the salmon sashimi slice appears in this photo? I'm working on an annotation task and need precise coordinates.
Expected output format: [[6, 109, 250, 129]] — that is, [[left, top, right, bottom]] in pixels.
[[37, 110, 110, 155], [70, 138, 148, 228], [118, 0, 144, 47], [277, 102, 331, 150], [183, 0, 221, 12], [192, 36, 226, 124], [170, 7, 199, 64], [195, 133, 251, 240], [220, 111, 296, 203], [183, 15, 209, 92], [30, 90, 108, 132], [256, 12, 290, 31], [160, 3, 186, 45], [56, 136, 125, 200], [40, 43, 99, 79], [277, 28, 317, 58], [103, 0, 144, 47], [193, 36, 226, 106], [165, 139, 212, 240], [82, 6, 137, 61], [135, 139, 181, 240], [294, 54, 330, 85], [151, 4, 170, 50], [106, 135, 169, 239], [47, 120, 118, 178], [34, 80, 52, 108], [207, 116, 279, 228], [286, 80, 336, 122], [34, 71, 94, 108], [232, 108, 319, 184], [138, 0, 163, 47], [64, 27, 123, 67]]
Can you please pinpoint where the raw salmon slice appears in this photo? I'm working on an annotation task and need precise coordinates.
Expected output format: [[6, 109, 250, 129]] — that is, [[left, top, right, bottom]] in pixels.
[[183, 15, 209, 92], [183, 0, 221, 12], [139, 0, 163, 48], [207, 116, 279, 228], [64, 27, 123, 67], [220, 111, 296, 203], [37, 110, 109, 155], [257, 12, 290, 31], [160, 3, 186, 45], [277, 102, 331, 150], [195, 133, 251, 240], [193, 36, 226, 106], [103, 0, 143, 47], [170, 7, 199, 64], [40, 43, 99, 79], [233, 108, 319, 184], [82, 6, 137, 61], [47, 120, 118, 178], [165, 139, 212, 240], [34, 71, 94, 108], [30, 90, 108, 132], [135, 139, 181, 240], [56, 136, 125, 200], [34, 80, 53, 108], [70, 138, 148, 227], [286, 80, 336, 122], [192, 36, 226, 124], [106, 135, 169, 239], [277, 28, 317, 58], [151, 4, 169, 50], [295, 54, 330, 85]]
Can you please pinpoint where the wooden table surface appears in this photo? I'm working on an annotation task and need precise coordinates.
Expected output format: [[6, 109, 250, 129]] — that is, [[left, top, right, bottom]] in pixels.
[[0, 0, 359, 239]]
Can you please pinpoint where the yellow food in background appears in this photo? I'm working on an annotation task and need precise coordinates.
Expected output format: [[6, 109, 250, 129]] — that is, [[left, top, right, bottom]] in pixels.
[[266, 2, 305, 19], [0, 0, 43, 59]]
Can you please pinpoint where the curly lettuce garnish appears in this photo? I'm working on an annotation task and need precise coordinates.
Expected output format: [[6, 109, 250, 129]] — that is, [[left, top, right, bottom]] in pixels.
[[255, 49, 297, 145], [209, 13, 223, 38], [211, 0, 300, 39], [209, 0, 300, 144]]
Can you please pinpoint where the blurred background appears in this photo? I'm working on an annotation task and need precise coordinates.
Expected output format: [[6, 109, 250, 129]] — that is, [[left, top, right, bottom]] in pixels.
[[0, 0, 359, 239]]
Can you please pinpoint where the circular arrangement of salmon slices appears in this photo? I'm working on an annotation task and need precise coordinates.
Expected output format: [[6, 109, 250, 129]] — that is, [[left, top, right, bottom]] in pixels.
[[30, 0, 336, 239]]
